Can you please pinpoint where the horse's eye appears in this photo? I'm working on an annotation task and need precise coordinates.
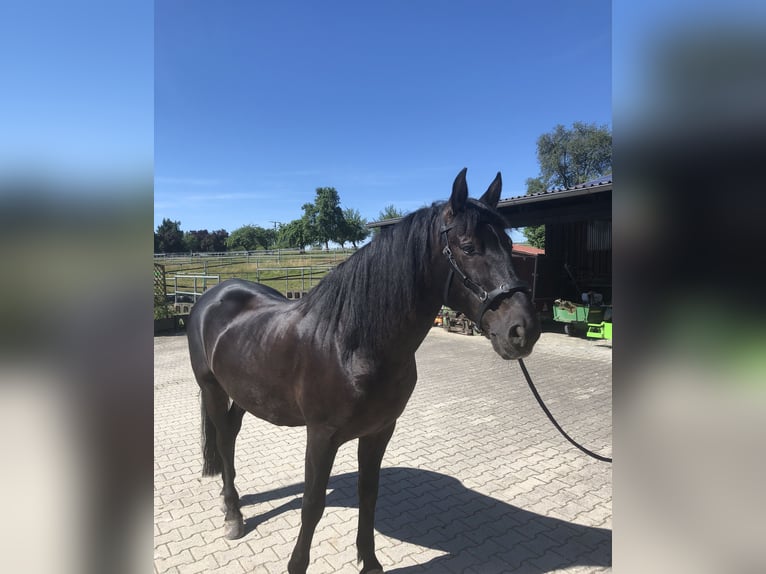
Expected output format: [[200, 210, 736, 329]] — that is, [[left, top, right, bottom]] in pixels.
[[460, 243, 476, 255]]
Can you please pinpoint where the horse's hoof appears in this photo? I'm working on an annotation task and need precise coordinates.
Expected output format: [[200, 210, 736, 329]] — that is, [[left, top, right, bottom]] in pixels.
[[224, 517, 245, 540], [364, 570, 384, 574]]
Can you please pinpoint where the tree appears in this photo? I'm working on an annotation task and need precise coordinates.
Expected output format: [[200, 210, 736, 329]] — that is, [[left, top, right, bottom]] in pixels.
[[298, 201, 320, 248], [182, 228, 229, 253], [371, 205, 407, 236], [183, 229, 208, 252], [522, 122, 612, 249], [378, 204, 406, 221], [227, 225, 272, 251], [202, 229, 229, 252], [525, 176, 547, 195], [340, 208, 370, 249], [313, 187, 345, 250], [155, 218, 185, 253], [536, 122, 612, 190], [521, 178, 548, 249], [277, 219, 312, 250]]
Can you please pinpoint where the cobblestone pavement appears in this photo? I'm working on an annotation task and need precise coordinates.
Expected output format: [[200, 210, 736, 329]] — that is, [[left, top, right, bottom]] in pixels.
[[155, 327, 612, 573]]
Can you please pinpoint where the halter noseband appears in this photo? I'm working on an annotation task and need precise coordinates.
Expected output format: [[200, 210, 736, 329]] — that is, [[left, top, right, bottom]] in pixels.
[[440, 222, 531, 329]]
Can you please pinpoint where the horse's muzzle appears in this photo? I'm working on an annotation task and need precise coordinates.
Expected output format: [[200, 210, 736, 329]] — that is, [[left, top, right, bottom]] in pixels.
[[489, 319, 540, 360]]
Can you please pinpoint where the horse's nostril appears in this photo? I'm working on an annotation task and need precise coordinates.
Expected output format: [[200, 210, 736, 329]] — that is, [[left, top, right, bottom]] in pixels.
[[510, 324, 526, 342]]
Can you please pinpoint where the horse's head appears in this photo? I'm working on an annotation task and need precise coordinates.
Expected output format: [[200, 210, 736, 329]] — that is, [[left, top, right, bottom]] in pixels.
[[438, 168, 540, 359]]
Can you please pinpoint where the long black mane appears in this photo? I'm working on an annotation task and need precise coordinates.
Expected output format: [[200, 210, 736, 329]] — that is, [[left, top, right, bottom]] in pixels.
[[296, 204, 442, 354], [296, 198, 510, 355]]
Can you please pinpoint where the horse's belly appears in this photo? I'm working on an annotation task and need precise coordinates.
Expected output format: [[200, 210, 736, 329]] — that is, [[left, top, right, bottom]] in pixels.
[[224, 379, 306, 427], [212, 346, 306, 427]]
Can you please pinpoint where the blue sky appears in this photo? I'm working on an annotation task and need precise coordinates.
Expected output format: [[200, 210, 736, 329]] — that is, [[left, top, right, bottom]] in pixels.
[[1, 2, 153, 179], [155, 1, 611, 241]]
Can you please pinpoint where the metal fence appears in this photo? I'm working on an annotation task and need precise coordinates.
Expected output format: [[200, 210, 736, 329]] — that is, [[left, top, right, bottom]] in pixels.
[[153, 249, 354, 266], [173, 274, 221, 303], [156, 250, 353, 315]]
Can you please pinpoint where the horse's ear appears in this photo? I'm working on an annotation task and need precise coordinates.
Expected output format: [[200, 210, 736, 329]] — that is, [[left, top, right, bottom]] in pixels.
[[479, 172, 502, 209], [450, 168, 468, 214]]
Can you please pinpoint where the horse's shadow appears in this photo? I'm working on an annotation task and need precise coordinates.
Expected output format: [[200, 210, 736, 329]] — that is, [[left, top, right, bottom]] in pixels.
[[240, 466, 611, 573]]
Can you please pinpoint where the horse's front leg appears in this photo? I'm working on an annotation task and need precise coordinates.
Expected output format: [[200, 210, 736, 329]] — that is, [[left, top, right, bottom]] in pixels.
[[287, 425, 339, 574], [356, 422, 396, 574]]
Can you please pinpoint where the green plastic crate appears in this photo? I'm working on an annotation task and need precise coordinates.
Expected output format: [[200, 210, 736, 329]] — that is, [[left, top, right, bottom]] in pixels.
[[586, 321, 613, 340], [552, 304, 589, 323]]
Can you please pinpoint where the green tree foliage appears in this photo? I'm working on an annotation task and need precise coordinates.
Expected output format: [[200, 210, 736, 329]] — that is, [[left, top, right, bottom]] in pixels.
[[371, 204, 407, 236], [525, 176, 547, 195], [522, 178, 548, 249], [155, 218, 185, 253], [536, 122, 612, 189], [378, 204, 406, 220], [341, 208, 369, 249], [183, 230, 203, 252], [313, 187, 346, 250], [277, 219, 312, 250], [522, 223, 546, 249], [185, 229, 229, 252], [227, 224, 273, 251], [299, 201, 320, 246], [206, 229, 230, 252], [522, 122, 612, 249]]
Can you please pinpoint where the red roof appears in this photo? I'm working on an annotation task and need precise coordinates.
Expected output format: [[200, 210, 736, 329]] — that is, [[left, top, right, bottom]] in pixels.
[[512, 244, 544, 256]]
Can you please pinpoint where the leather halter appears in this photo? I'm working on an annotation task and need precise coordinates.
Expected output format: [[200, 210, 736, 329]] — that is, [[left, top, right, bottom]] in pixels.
[[440, 222, 531, 329]]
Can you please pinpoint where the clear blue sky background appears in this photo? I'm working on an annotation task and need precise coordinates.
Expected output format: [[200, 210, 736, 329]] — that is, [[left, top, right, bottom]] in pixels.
[[155, 1, 611, 242]]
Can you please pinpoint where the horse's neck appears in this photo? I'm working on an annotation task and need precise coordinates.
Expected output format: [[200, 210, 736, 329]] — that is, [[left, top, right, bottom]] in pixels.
[[359, 247, 444, 360], [381, 296, 443, 358]]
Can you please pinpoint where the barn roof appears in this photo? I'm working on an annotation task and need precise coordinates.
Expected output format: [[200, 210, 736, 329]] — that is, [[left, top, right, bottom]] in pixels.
[[366, 175, 612, 230], [496, 174, 612, 209]]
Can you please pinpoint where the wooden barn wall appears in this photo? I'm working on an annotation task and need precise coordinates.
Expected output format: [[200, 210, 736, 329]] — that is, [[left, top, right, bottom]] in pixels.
[[545, 219, 612, 301]]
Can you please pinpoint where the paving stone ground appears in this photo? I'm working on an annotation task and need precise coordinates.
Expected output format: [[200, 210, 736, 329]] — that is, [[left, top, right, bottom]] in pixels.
[[155, 327, 612, 573]]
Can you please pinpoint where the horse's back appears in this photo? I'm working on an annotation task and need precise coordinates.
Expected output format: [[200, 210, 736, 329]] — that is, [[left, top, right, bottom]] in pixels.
[[187, 279, 287, 374]]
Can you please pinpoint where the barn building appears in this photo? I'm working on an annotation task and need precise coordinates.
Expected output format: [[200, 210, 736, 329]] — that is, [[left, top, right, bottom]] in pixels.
[[496, 174, 612, 315]]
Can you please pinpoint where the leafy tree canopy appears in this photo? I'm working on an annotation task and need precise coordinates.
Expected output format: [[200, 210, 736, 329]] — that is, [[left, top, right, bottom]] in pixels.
[[340, 207, 369, 249], [183, 229, 229, 252], [155, 185, 374, 252], [155, 218, 185, 253], [227, 225, 274, 251], [277, 219, 312, 250], [378, 204, 406, 221], [536, 121, 612, 189], [523, 122, 612, 249], [313, 187, 346, 250]]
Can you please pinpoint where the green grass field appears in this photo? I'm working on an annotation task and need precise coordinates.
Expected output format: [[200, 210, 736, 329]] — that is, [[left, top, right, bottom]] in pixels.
[[154, 250, 355, 313]]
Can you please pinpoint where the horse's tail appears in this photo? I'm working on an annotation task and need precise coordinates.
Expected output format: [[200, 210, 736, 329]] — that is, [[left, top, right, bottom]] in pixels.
[[201, 394, 223, 476]]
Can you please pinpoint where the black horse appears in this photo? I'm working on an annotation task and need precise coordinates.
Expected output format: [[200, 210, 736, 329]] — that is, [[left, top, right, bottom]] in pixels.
[[187, 168, 541, 574]]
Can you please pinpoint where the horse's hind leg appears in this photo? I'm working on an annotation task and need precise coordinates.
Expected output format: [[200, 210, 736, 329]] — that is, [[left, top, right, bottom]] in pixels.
[[287, 426, 339, 574], [218, 402, 246, 510], [200, 378, 246, 539], [356, 422, 396, 574]]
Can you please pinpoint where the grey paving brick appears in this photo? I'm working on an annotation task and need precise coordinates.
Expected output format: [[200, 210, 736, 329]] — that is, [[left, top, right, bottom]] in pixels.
[[155, 328, 611, 573]]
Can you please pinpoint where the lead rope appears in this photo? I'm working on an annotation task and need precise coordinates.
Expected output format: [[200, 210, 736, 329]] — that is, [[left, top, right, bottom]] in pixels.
[[517, 358, 612, 463]]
